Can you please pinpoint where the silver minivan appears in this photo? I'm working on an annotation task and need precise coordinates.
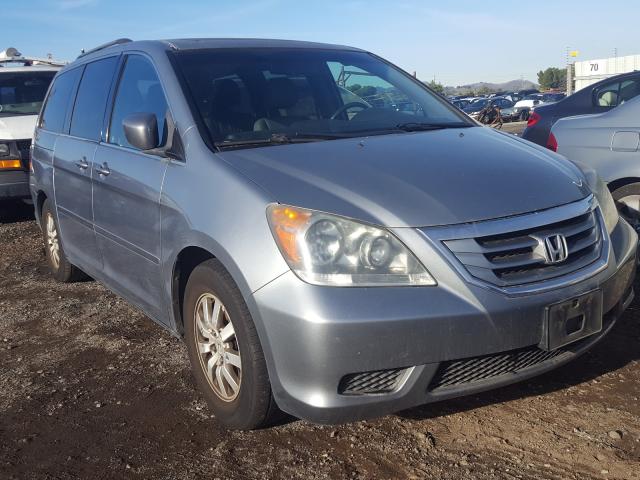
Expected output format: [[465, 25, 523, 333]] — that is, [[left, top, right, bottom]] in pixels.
[[30, 38, 637, 429]]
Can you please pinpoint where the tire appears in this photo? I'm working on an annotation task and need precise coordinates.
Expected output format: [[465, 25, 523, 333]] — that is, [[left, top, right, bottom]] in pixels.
[[41, 199, 86, 282], [611, 182, 640, 232], [183, 259, 280, 430], [519, 110, 529, 121]]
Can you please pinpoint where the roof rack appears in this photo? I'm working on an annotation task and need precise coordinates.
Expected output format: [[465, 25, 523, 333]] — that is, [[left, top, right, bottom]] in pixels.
[[0, 47, 66, 67], [78, 38, 132, 58]]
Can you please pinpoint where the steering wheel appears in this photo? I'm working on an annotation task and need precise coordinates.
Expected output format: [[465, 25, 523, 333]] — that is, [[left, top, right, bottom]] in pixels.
[[330, 102, 370, 120]]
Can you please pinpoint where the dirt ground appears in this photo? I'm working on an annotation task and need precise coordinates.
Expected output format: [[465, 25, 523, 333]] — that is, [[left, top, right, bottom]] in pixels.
[[1, 198, 639, 480]]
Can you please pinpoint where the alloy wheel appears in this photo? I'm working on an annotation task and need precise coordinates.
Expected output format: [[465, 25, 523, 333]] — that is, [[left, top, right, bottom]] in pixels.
[[46, 212, 60, 269], [194, 293, 242, 402]]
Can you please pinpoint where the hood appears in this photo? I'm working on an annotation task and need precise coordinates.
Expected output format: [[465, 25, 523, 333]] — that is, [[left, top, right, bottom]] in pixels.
[[222, 126, 590, 227], [0, 115, 37, 140]]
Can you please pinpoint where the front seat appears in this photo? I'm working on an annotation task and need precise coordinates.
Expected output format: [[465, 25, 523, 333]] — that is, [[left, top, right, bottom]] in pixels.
[[207, 79, 254, 137], [263, 77, 308, 126]]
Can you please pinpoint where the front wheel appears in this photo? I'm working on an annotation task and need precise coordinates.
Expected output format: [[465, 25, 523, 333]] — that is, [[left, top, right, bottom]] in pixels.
[[183, 259, 280, 430], [611, 182, 640, 232]]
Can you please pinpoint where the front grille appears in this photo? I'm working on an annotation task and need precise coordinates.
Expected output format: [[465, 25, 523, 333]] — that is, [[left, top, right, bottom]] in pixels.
[[444, 209, 602, 287], [339, 368, 407, 395], [428, 346, 569, 391]]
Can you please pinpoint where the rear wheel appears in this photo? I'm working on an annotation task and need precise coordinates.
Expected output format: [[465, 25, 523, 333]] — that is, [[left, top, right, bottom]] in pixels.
[[183, 259, 280, 430], [611, 182, 640, 232], [41, 199, 85, 282]]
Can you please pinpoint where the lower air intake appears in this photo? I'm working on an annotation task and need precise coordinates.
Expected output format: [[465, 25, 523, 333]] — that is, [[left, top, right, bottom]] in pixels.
[[339, 368, 407, 395], [428, 346, 569, 391]]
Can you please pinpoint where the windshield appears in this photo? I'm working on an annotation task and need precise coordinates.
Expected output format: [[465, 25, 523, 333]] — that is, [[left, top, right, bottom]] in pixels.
[[171, 48, 470, 147], [0, 71, 56, 116]]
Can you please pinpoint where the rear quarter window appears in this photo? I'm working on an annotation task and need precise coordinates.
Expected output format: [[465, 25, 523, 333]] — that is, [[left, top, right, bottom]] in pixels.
[[39, 68, 82, 133]]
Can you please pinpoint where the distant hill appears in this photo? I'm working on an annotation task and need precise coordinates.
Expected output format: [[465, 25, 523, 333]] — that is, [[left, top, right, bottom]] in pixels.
[[443, 79, 538, 96]]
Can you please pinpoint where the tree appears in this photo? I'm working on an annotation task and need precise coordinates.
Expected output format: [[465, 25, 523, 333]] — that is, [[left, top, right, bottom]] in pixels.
[[426, 79, 444, 94], [537, 67, 567, 90]]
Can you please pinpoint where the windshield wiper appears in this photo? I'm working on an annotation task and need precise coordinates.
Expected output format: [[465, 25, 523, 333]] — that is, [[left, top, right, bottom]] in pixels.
[[214, 132, 350, 150], [395, 122, 472, 132]]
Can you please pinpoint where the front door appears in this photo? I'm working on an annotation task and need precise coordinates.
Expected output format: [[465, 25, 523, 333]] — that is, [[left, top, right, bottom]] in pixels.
[[92, 54, 170, 322]]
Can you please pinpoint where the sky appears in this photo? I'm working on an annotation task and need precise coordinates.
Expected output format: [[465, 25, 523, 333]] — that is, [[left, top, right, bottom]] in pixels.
[[4, 0, 639, 86]]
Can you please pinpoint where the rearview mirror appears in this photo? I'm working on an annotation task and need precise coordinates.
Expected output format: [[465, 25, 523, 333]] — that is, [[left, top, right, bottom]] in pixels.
[[122, 112, 159, 151]]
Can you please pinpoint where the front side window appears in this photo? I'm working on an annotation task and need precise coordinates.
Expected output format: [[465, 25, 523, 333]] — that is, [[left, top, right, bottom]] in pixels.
[[108, 55, 168, 149], [0, 71, 56, 118], [70, 56, 119, 141], [172, 48, 468, 148], [39, 68, 82, 133]]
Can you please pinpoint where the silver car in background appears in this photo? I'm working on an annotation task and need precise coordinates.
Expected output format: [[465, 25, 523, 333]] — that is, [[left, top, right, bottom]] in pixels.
[[30, 38, 637, 430], [550, 95, 640, 231]]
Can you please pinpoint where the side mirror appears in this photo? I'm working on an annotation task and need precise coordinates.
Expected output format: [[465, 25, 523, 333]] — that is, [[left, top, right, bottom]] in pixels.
[[533, 100, 540, 105], [122, 112, 159, 151]]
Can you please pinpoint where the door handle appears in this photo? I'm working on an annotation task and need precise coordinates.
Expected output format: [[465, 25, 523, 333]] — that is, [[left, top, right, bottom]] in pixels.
[[74, 158, 89, 170], [96, 162, 111, 177]]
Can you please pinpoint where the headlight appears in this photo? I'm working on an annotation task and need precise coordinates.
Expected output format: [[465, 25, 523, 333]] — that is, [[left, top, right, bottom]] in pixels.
[[0, 141, 22, 170], [583, 169, 618, 234], [267, 205, 436, 286]]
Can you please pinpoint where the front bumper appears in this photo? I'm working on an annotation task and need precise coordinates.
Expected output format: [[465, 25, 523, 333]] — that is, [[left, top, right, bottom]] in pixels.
[[0, 170, 30, 199], [251, 218, 637, 424]]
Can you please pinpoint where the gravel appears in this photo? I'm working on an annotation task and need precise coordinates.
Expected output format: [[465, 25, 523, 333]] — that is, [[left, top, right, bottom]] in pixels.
[[1, 201, 639, 480]]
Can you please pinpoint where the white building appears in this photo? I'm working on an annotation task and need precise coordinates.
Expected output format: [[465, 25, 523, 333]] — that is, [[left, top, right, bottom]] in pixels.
[[573, 54, 640, 91]]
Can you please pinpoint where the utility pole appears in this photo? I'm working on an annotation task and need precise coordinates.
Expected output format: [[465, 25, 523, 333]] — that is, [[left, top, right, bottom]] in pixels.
[[566, 46, 574, 95]]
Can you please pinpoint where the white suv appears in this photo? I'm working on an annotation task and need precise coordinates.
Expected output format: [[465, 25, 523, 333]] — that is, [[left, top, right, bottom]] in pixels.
[[0, 48, 62, 200]]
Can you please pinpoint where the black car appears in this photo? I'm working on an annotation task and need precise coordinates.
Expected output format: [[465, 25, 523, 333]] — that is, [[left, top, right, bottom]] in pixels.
[[522, 71, 640, 146]]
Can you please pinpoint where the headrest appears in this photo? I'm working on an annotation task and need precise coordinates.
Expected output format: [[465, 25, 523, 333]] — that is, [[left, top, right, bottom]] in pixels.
[[212, 78, 242, 109], [265, 77, 299, 109]]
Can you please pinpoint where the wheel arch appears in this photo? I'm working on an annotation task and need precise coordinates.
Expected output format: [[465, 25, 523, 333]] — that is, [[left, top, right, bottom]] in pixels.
[[170, 246, 217, 337], [35, 190, 48, 228], [607, 177, 640, 193]]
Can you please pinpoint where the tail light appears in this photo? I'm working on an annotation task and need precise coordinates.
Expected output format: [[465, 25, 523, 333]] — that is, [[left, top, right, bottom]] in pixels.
[[546, 132, 558, 152], [527, 111, 541, 127]]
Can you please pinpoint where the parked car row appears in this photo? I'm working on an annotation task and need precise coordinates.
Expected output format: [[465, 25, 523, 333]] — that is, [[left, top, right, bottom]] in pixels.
[[513, 92, 567, 121], [2, 39, 638, 431], [446, 90, 566, 123]]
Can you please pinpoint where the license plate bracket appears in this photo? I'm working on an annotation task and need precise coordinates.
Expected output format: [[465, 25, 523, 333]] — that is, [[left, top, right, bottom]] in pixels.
[[540, 290, 603, 351]]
